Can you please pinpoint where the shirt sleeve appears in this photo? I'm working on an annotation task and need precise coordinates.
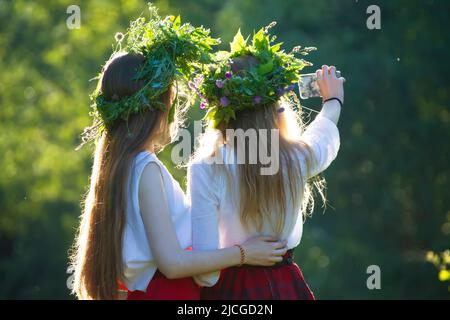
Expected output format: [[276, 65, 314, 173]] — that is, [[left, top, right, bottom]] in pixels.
[[300, 114, 340, 178], [187, 161, 221, 287]]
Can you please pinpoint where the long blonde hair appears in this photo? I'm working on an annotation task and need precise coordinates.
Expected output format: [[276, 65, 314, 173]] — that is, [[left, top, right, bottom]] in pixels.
[[69, 53, 176, 300], [192, 56, 326, 235]]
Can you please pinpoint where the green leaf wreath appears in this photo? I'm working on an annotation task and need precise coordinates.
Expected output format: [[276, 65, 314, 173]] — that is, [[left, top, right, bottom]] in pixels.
[[80, 3, 220, 145], [193, 22, 316, 128]]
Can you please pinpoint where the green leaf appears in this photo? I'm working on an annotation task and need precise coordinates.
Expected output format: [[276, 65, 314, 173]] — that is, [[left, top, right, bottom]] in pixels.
[[252, 29, 269, 51], [271, 42, 283, 53], [230, 108, 236, 120], [252, 29, 265, 47], [230, 29, 247, 54], [258, 59, 274, 75], [243, 87, 253, 95], [173, 15, 181, 30], [205, 107, 217, 120]]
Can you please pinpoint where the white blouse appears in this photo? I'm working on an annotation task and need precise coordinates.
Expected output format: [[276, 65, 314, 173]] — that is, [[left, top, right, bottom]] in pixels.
[[122, 151, 191, 291], [188, 114, 340, 286]]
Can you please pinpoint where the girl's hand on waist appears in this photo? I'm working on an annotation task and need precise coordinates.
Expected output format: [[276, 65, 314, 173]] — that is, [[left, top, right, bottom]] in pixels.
[[241, 236, 288, 267]]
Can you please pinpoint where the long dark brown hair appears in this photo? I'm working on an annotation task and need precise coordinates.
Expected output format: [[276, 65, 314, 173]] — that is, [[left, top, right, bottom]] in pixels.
[[70, 53, 173, 300]]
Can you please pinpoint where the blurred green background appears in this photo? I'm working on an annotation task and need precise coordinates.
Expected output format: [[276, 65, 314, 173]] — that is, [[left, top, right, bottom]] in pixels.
[[0, 0, 449, 299]]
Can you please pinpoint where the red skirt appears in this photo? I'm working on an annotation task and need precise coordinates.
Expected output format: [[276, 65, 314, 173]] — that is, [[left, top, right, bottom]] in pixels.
[[201, 253, 315, 300], [126, 270, 200, 300]]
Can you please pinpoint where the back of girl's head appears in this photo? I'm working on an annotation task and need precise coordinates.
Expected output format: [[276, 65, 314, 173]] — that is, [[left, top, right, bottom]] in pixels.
[[101, 53, 145, 100], [197, 54, 320, 236], [218, 55, 301, 140], [100, 52, 173, 151]]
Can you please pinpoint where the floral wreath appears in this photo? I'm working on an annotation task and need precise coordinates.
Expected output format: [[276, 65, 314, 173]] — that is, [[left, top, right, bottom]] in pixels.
[[193, 22, 316, 128], [80, 3, 219, 145]]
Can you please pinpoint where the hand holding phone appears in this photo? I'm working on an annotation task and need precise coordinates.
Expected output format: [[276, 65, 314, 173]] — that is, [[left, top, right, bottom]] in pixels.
[[299, 68, 344, 100]]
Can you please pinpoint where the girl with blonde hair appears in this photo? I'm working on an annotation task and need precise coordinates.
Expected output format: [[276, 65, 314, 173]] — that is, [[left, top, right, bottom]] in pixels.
[[188, 26, 344, 299]]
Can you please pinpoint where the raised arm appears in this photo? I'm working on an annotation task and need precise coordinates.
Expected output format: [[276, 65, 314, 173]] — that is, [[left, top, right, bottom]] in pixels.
[[316, 64, 344, 125], [300, 65, 344, 178], [139, 162, 285, 281]]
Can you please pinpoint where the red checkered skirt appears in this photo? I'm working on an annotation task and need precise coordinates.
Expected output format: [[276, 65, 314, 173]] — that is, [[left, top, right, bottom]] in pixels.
[[201, 263, 315, 300]]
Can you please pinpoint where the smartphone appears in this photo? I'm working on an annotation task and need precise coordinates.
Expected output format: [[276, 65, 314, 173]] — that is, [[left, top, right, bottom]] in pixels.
[[298, 71, 342, 99]]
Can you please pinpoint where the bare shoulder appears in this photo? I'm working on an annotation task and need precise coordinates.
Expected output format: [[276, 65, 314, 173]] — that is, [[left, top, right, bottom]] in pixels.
[[141, 161, 162, 178], [139, 162, 164, 194]]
